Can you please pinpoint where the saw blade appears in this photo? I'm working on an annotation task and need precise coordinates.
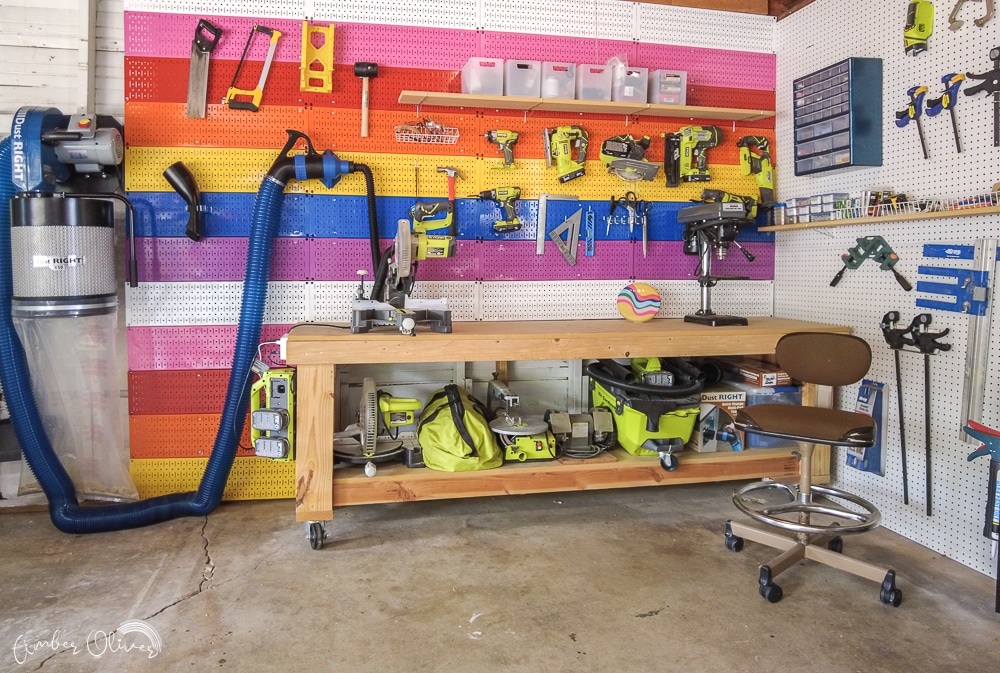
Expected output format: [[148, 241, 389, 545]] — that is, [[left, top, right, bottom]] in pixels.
[[361, 377, 378, 457], [608, 159, 660, 182]]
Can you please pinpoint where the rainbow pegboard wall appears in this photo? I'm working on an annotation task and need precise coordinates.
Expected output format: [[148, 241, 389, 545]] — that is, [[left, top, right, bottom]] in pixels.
[[124, 1, 777, 500]]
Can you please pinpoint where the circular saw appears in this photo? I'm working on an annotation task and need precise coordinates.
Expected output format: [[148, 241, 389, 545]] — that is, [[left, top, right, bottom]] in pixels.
[[600, 134, 659, 182]]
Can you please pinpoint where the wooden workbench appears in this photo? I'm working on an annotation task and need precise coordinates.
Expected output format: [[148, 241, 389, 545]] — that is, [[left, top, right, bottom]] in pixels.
[[285, 317, 850, 523]]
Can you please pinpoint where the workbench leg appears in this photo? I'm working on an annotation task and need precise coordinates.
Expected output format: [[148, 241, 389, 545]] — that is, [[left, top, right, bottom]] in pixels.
[[295, 364, 336, 523]]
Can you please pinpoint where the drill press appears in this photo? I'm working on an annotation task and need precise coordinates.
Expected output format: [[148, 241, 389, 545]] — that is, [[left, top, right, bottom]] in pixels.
[[677, 192, 757, 327]]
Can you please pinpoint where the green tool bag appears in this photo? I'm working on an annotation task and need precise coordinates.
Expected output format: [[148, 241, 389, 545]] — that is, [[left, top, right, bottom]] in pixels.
[[417, 384, 503, 472]]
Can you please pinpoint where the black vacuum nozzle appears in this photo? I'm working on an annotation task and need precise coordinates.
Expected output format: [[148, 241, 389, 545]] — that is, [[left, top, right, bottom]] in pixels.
[[163, 161, 203, 242]]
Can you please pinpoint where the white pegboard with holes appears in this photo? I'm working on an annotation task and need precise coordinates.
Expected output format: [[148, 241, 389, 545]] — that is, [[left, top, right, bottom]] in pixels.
[[636, 3, 774, 53], [775, 0, 1000, 577], [481, 0, 632, 39], [126, 282, 311, 326], [312, 0, 478, 29], [124, 0, 307, 17]]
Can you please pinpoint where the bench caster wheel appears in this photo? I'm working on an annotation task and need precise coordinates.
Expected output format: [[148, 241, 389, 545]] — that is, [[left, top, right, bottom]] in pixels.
[[659, 453, 678, 472], [759, 565, 782, 603], [308, 521, 326, 550], [827, 536, 843, 553], [880, 570, 902, 607], [724, 521, 743, 552]]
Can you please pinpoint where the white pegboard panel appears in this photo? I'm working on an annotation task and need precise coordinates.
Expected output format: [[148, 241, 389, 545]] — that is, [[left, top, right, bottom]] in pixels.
[[637, 3, 774, 53], [312, 0, 477, 29], [773, 0, 1000, 577], [310, 280, 481, 323], [125, 281, 310, 326], [124, 0, 307, 17], [481, 280, 772, 321], [481, 0, 632, 40]]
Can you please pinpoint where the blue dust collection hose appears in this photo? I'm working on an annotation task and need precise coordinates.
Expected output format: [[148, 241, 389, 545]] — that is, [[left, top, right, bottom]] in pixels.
[[0, 137, 367, 533]]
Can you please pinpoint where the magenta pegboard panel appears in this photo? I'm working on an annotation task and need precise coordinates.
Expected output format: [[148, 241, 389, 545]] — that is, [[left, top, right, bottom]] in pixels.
[[135, 237, 310, 282], [125, 12, 304, 61], [409, 240, 479, 281], [480, 240, 633, 281], [312, 238, 378, 280], [128, 324, 292, 371], [632, 241, 775, 281], [482, 32, 636, 66], [634, 43, 775, 91]]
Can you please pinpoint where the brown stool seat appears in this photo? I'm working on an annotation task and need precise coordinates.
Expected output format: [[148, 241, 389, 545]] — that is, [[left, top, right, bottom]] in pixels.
[[736, 404, 876, 447]]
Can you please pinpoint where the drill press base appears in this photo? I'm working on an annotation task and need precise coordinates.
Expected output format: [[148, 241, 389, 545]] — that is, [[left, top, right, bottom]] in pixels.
[[684, 312, 748, 327]]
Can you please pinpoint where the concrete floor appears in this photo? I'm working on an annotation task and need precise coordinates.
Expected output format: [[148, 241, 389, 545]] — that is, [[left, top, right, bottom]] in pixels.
[[1, 481, 997, 672]]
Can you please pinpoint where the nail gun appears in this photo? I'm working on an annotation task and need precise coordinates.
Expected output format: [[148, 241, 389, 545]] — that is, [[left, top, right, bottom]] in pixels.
[[664, 126, 722, 187], [736, 136, 775, 206], [543, 126, 588, 182]]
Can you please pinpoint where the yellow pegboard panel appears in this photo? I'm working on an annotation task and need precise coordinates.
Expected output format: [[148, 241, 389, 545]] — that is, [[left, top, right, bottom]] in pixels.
[[130, 457, 295, 500], [126, 147, 308, 194]]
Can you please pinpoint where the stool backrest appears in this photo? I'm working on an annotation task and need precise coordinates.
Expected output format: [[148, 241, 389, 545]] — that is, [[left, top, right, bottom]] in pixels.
[[775, 332, 871, 387]]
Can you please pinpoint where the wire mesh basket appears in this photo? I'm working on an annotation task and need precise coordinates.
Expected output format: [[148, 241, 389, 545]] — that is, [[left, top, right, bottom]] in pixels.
[[394, 122, 460, 145]]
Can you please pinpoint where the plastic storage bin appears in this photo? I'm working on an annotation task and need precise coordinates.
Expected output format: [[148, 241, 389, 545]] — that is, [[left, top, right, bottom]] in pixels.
[[612, 65, 648, 103], [648, 69, 687, 105], [504, 60, 541, 97], [541, 62, 575, 99], [729, 381, 802, 448], [576, 64, 612, 101], [461, 57, 503, 96]]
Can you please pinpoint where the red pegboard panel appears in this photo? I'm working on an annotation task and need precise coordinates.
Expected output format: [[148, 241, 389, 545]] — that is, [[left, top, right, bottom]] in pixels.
[[130, 413, 253, 459], [128, 369, 231, 415]]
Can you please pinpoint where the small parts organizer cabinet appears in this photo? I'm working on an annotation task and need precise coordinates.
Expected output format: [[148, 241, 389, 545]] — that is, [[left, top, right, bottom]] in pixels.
[[285, 318, 850, 548], [793, 57, 883, 176]]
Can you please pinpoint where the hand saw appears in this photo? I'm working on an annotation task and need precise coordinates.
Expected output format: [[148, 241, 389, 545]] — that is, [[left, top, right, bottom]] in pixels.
[[186, 19, 222, 118], [223, 25, 282, 112]]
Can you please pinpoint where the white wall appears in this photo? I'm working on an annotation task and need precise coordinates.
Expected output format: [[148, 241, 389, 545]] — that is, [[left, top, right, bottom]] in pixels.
[[775, 0, 1000, 576]]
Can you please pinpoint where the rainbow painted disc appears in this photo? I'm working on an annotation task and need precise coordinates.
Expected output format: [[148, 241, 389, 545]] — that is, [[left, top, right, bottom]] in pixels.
[[617, 282, 661, 322]]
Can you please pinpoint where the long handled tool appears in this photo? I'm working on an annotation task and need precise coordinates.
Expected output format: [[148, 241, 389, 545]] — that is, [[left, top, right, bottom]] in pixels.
[[354, 62, 379, 137], [881, 311, 913, 504], [926, 73, 966, 152], [965, 47, 1000, 146], [186, 19, 222, 118], [909, 313, 951, 516], [962, 420, 1000, 612]]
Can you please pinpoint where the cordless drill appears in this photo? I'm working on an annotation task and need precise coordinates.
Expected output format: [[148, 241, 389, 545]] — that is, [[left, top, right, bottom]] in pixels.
[[477, 186, 522, 233], [484, 130, 519, 168], [736, 136, 775, 206], [664, 125, 721, 187]]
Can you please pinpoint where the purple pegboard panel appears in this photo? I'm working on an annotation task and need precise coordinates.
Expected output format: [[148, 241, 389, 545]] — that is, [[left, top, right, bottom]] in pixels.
[[632, 241, 774, 281], [411, 240, 479, 281], [635, 43, 775, 91], [134, 237, 311, 282], [480, 240, 633, 281], [128, 324, 292, 371], [482, 32, 636, 65], [313, 238, 380, 280]]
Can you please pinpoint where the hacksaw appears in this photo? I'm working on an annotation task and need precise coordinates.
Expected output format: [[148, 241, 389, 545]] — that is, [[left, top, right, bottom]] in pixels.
[[223, 25, 282, 112]]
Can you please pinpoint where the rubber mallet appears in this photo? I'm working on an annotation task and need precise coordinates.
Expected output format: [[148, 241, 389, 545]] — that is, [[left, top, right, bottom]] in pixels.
[[354, 62, 378, 137]]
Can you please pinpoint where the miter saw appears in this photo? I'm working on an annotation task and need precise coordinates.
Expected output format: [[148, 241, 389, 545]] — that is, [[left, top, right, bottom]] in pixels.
[[600, 134, 659, 182], [352, 219, 453, 335], [333, 377, 424, 468]]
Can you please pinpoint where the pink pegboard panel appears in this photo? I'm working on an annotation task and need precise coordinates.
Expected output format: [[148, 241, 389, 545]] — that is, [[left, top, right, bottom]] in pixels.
[[635, 43, 775, 91], [482, 32, 636, 66], [408, 240, 479, 281], [480, 240, 634, 281], [125, 12, 304, 61], [632, 241, 775, 281], [334, 22, 478, 69], [128, 324, 293, 371], [312, 238, 376, 280]]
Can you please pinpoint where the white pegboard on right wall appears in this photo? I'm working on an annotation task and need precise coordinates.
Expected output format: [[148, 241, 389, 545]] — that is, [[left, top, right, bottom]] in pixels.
[[775, 0, 1000, 577]]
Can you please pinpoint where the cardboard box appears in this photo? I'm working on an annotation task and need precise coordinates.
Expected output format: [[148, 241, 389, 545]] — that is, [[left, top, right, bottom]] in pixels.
[[728, 381, 801, 449], [734, 358, 791, 387], [687, 384, 745, 452]]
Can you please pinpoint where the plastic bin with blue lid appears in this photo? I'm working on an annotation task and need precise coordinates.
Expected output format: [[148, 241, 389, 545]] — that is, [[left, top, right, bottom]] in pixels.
[[729, 380, 802, 448]]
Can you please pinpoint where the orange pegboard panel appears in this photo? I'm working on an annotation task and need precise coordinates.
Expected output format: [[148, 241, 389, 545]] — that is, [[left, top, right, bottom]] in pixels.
[[125, 102, 306, 148], [128, 369, 231, 415], [130, 413, 253, 459], [308, 108, 478, 157], [130, 457, 295, 500]]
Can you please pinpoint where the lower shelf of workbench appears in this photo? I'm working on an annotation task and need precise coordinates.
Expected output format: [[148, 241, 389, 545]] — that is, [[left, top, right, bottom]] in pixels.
[[331, 446, 827, 507]]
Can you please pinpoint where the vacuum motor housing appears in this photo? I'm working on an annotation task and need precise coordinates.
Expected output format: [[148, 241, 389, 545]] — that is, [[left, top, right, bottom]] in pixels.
[[10, 193, 117, 318]]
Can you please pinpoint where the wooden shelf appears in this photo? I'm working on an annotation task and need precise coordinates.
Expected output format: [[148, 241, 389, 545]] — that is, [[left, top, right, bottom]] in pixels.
[[398, 90, 775, 122], [760, 205, 1000, 232]]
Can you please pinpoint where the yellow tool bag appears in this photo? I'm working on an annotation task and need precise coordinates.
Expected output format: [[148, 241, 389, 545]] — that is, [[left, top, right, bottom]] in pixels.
[[417, 384, 503, 471]]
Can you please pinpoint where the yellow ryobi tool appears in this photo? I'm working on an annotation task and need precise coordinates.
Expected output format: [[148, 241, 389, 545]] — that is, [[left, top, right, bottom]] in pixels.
[[224, 24, 282, 111], [664, 126, 721, 186], [484, 130, 519, 168], [904, 0, 934, 56], [543, 126, 588, 182], [736, 136, 775, 206]]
